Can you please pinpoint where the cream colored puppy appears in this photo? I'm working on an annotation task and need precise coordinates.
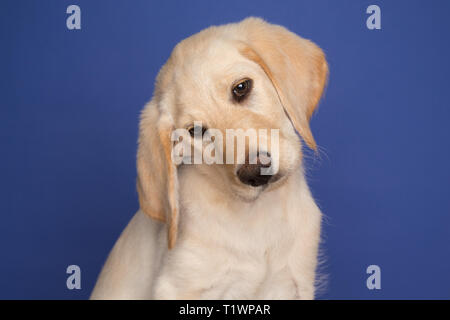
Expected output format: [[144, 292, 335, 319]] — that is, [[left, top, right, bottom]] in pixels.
[[91, 17, 328, 300]]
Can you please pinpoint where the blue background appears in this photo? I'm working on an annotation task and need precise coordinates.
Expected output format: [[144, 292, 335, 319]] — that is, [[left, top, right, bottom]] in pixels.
[[1, 0, 449, 299]]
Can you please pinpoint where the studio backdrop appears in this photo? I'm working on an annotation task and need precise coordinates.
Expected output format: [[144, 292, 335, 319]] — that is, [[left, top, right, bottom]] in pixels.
[[1, 0, 450, 299]]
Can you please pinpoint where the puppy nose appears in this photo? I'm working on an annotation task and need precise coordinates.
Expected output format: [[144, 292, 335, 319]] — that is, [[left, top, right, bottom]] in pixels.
[[237, 153, 272, 187]]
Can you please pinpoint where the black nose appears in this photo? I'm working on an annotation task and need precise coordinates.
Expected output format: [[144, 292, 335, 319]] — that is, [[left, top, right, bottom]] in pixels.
[[237, 154, 272, 187]]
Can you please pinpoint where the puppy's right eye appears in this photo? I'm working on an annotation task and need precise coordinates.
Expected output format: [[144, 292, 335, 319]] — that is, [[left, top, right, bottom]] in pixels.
[[188, 125, 207, 138]]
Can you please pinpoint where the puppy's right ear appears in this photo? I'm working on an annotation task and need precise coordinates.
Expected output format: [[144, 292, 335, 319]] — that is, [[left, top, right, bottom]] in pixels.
[[137, 100, 179, 249]]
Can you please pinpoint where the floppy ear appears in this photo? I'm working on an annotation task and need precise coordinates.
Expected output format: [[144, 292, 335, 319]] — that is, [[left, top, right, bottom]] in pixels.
[[137, 100, 179, 249], [238, 17, 328, 150]]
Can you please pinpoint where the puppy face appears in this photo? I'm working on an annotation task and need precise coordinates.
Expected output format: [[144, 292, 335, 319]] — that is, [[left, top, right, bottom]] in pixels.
[[137, 18, 328, 248], [166, 40, 301, 201]]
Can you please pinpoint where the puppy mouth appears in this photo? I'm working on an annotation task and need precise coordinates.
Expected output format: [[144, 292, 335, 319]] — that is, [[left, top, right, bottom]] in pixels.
[[243, 173, 282, 188], [233, 187, 262, 202], [231, 171, 285, 203], [266, 173, 283, 185]]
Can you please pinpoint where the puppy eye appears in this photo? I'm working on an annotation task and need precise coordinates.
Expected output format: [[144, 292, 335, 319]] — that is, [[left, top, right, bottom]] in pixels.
[[232, 78, 252, 102], [188, 125, 207, 138]]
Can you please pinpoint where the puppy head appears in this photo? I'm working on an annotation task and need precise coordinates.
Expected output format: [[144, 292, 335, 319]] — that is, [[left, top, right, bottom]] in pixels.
[[137, 17, 328, 248]]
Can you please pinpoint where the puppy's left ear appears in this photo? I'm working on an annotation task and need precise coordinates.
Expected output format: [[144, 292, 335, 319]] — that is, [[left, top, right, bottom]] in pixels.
[[238, 17, 328, 151]]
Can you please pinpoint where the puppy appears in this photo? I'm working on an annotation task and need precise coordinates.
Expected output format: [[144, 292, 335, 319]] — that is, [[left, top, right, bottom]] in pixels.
[[91, 17, 328, 300]]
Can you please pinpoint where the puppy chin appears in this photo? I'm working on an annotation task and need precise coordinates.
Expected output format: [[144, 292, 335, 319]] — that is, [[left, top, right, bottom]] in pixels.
[[231, 183, 263, 202], [230, 170, 289, 202]]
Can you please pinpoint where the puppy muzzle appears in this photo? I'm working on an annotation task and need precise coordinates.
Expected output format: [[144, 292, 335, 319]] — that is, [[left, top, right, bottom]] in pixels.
[[236, 152, 273, 187]]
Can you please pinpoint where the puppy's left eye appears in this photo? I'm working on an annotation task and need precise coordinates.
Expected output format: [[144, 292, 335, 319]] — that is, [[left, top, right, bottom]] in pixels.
[[232, 78, 252, 102]]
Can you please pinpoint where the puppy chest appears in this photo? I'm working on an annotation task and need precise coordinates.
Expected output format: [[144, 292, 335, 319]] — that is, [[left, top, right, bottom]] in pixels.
[[161, 239, 300, 299]]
